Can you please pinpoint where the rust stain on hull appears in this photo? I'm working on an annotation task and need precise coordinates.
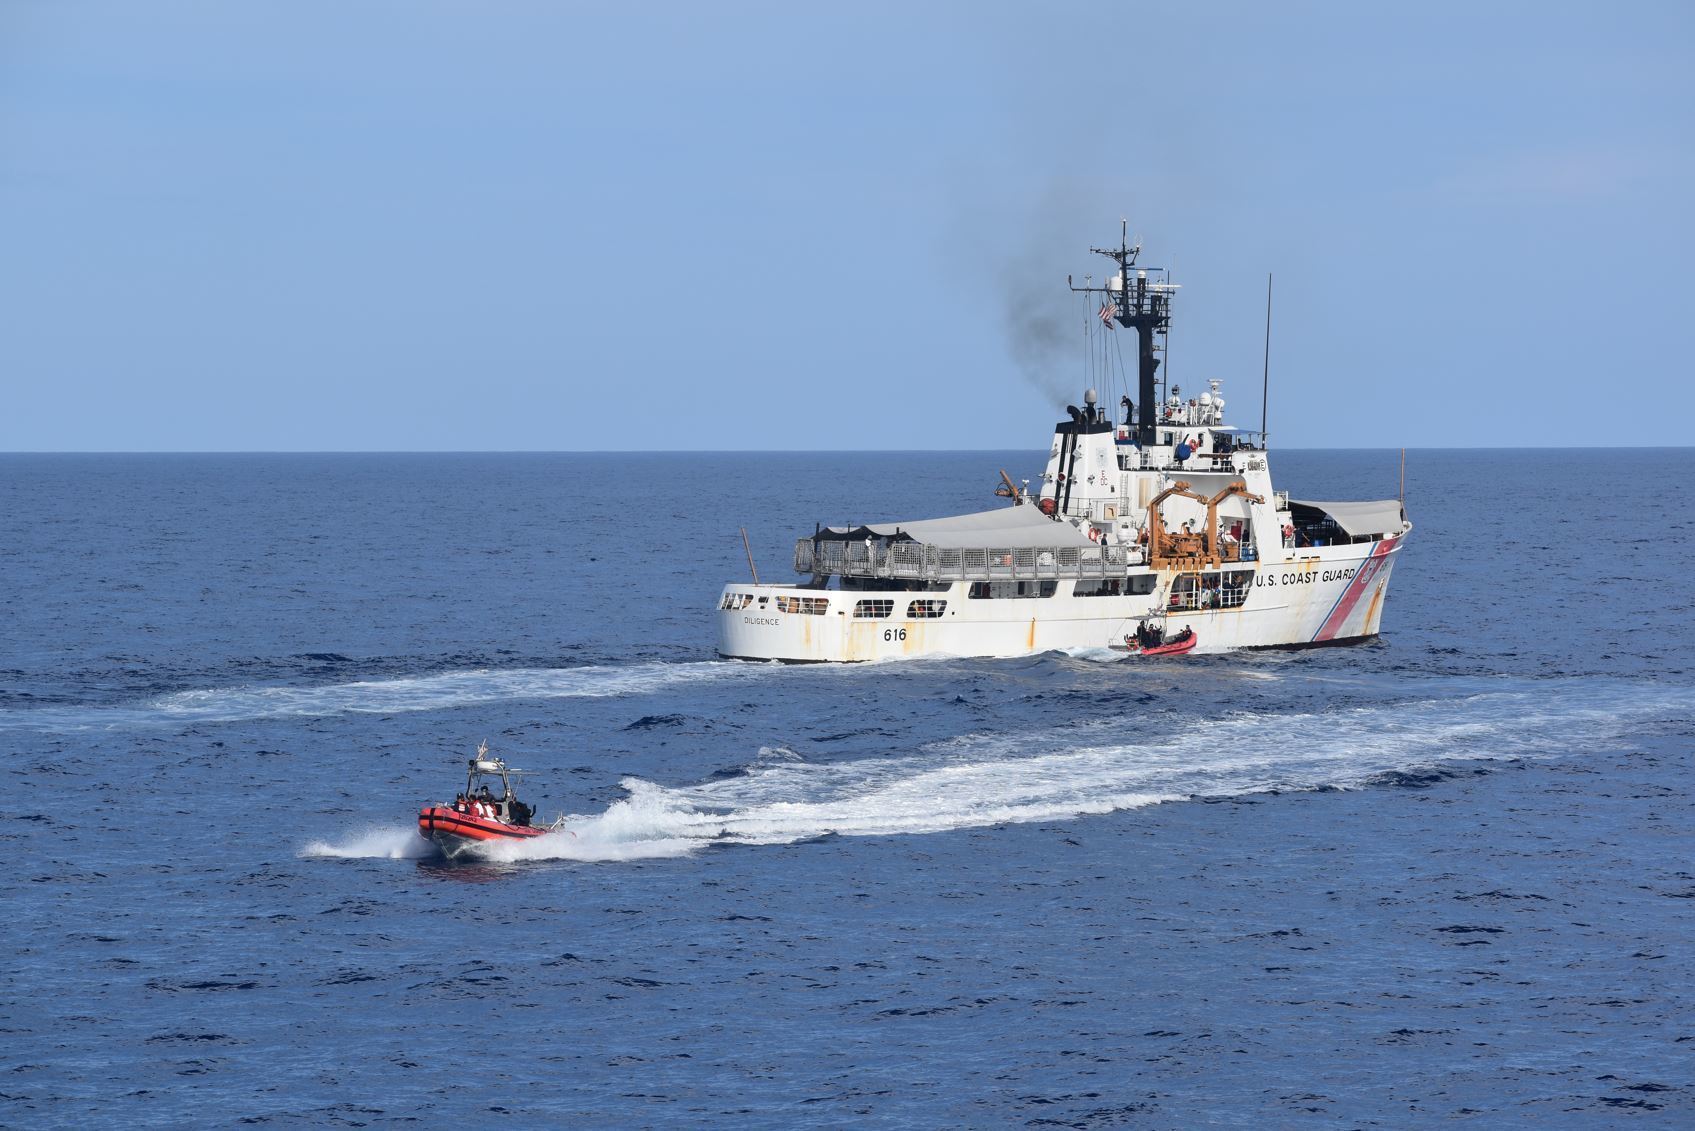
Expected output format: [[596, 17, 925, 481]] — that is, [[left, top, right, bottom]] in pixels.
[[1364, 581, 1386, 634]]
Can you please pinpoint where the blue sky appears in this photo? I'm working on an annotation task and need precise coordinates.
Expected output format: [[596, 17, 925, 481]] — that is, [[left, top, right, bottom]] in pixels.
[[2, 2, 1691, 450]]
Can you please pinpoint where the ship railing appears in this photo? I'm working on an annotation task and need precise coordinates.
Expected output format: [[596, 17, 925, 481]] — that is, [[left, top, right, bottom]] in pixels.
[[1122, 450, 1258, 474], [1165, 586, 1251, 613], [795, 538, 1129, 581]]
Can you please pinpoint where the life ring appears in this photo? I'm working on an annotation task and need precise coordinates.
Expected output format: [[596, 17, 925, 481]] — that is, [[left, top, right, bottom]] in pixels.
[[1088, 526, 1101, 543]]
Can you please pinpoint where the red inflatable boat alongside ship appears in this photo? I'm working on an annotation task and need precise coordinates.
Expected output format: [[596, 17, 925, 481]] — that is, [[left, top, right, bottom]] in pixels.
[[1133, 625, 1197, 656]]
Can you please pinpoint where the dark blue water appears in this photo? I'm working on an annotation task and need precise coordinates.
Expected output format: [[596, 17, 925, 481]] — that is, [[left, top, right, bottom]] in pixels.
[[4, 450, 1692, 1126]]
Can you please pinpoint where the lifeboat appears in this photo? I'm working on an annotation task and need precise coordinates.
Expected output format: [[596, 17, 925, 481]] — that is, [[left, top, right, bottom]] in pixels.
[[418, 742, 554, 857]]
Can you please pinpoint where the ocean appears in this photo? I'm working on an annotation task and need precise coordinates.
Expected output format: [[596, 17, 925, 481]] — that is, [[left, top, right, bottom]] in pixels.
[[3, 448, 1692, 1126]]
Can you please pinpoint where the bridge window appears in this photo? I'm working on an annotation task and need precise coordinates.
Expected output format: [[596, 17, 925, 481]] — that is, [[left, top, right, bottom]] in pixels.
[[853, 599, 894, 618], [908, 599, 946, 619], [719, 593, 754, 611], [776, 596, 829, 615]]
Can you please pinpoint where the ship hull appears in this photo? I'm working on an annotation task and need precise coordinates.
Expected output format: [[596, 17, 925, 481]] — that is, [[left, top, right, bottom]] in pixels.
[[418, 805, 548, 858], [717, 535, 1404, 663]]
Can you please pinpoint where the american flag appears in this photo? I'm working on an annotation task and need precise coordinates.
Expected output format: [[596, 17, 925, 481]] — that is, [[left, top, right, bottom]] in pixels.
[[1098, 301, 1118, 328]]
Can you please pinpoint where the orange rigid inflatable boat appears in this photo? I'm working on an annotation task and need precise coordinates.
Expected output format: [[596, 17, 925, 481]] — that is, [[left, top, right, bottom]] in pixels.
[[1113, 619, 1199, 657], [419, 743, 554, 857], [1135, 626, 1197, 657]]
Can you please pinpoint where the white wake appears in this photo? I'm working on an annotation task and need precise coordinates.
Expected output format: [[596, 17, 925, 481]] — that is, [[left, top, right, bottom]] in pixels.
[[301, 826, 436, 860], [445, 679, 1690, 864], [1, 661, 749, 731]]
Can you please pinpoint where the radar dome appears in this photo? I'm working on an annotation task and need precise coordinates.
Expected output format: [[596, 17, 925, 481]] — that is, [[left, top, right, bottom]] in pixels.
[[1084, 388, 1098, 406]]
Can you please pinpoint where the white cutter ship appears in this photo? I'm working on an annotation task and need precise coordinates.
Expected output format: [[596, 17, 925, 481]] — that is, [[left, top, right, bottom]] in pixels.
[[717, 226, 1410, 662]]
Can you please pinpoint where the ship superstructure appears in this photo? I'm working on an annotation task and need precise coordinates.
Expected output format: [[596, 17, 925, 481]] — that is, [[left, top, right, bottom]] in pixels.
[[716, 227, 1410, 662]]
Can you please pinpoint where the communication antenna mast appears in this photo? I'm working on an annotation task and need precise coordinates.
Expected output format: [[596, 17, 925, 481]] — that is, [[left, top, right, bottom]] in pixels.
[[1069, 219, 1176, 447], [1260, 273, 1273, 440]]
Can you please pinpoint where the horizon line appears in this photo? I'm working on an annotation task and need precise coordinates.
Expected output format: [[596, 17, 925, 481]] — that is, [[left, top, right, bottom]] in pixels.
[[2, 444, 1693, 456]]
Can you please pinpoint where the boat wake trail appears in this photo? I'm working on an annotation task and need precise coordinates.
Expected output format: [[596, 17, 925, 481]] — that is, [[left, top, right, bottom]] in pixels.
[[482, 679, 1691, 863], [0, 661, 747, 732]]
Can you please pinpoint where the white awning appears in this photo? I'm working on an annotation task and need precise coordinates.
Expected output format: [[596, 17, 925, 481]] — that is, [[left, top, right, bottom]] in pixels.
[[821, 505, 1098, 550], [1289, 499, 1406, 538]]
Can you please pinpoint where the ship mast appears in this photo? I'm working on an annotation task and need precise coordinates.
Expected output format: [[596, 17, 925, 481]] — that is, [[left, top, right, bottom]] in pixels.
[[1069, 220, 1174, 448]]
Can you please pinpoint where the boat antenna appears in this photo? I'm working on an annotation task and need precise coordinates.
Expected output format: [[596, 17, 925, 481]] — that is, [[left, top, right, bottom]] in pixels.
[[1260, 272, 1272, 441], [1164, 255, 1175, 395], [740, 526, 761, 585], [476, 739, 489, 759]]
